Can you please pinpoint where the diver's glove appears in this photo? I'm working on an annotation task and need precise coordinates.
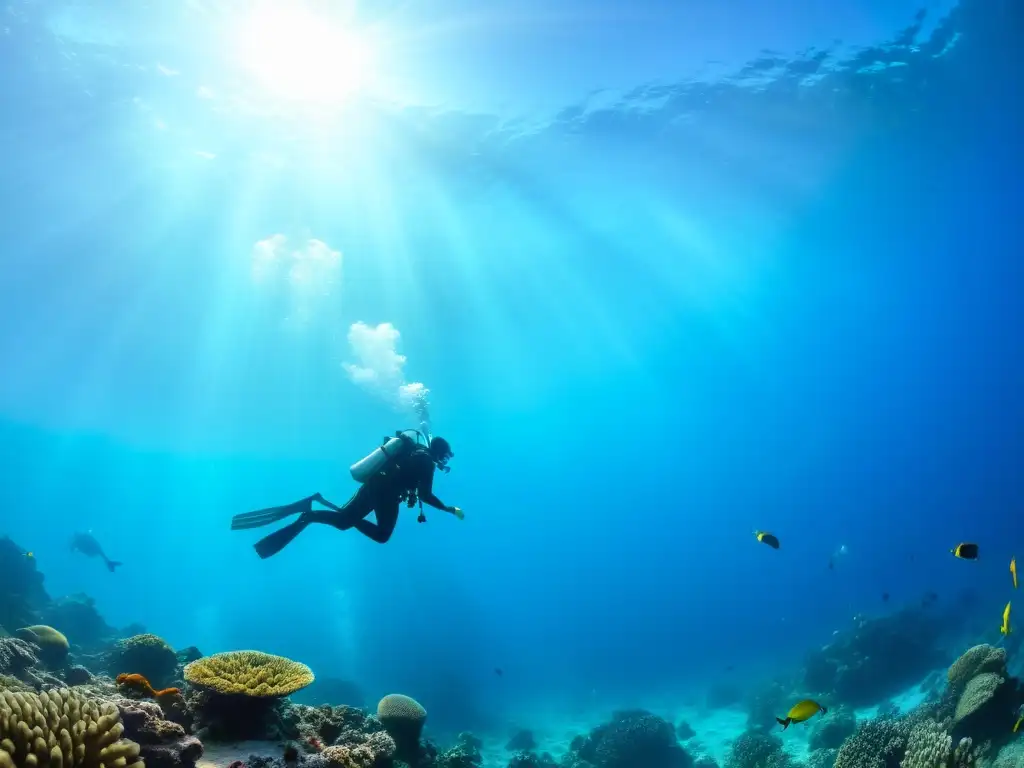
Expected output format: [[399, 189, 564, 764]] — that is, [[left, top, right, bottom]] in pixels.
[[447, 506, 465, 520]]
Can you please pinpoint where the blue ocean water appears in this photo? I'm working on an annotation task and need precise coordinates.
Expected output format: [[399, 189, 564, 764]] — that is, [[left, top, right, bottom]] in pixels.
[[1, 0, 1022, 762]]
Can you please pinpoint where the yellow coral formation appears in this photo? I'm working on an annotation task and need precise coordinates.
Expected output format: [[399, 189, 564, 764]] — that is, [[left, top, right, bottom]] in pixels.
[[0, 687, 143, 768], [14, 626, 69, 665], [183, 651, 313, 698]]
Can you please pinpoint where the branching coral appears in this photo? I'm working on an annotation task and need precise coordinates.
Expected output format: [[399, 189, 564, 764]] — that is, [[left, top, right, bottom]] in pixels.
[[0, 687, 143, 768], [725, 729, 784, 768], [108, 635, 179, 689], [834, 716, 910, 768], [184, 651, 313, 697]]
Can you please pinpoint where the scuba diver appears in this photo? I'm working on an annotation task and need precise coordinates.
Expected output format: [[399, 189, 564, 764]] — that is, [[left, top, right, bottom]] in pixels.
[[231, 430, 463, 559]]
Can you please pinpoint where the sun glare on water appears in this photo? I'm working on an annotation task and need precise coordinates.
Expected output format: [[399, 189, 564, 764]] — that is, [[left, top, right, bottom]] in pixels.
[[233, 6, 375, 104]]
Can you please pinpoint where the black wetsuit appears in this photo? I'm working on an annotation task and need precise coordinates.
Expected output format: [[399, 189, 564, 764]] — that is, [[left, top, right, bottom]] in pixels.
[[304, 448, 448, 543]]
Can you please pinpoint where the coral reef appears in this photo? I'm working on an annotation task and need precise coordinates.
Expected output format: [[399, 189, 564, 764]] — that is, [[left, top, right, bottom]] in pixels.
[[377, 694, 427, 763], [108, 634, 180, 688], [15, 625, 69, 667], [0, 687, 143, 768], [724, 729, 787, 768], [117, 697, 203, 768], [833, 715, 910, 768], [432, 732, 482, 768], [803, 608, 948, 707], [563, 709, 692, 768], [946, 645, 1006, 694], [900, 718, 985, 768], [805, 749, 838, 768], [0, 638, 38, 678]]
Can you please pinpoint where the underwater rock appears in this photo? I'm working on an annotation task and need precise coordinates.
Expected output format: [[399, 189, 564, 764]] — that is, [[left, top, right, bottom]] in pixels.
[[803, 608, 948, 707], [565, 709, 693, 768], [506, 729, 537, 752], [691, 758, 720, 768], [0, 536, 50, 631], [117, 697, 203, 768], [807, 706, 856, 750], [176, 646, 203, 665], [64, 664, 93, 685], [41, 593, 116, 650], [676, 721, 696, 741]]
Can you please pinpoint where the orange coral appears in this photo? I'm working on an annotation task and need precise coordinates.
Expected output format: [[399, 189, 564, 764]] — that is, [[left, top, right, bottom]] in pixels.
[[116, 672, 181, 702]]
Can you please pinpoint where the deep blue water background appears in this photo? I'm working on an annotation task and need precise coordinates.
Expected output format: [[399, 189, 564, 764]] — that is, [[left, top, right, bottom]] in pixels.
[[1, 0, 1022, 742]]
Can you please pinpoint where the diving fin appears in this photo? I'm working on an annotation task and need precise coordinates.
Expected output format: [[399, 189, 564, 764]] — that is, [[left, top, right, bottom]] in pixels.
[[253, 518, 310, 559], [231, 496, 318, 530]]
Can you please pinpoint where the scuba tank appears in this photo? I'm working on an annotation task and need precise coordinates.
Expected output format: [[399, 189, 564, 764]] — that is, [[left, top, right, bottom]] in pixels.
[[349, 429, 426, 483]]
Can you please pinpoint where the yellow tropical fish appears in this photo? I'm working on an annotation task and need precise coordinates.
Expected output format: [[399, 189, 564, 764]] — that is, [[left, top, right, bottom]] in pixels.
[[22, 551, 33, 559], [1011, 557, 1018, 590], [1014, 713, 1023, 733], [755, 531, 780, 550], [776, 699, 827, 730], [1001, 601, 1012, 636]]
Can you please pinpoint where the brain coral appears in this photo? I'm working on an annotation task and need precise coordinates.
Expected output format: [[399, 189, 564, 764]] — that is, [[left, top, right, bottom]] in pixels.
[[14, 626, 69, 666], [946, 645, 1006, 694], [108, 634, 179, 688], [834, 716, 910, 768], [183, 651, 313, 697], [376, 695, 426, 761], [0, 687, 143, 768]]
